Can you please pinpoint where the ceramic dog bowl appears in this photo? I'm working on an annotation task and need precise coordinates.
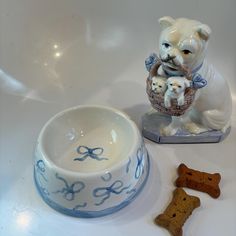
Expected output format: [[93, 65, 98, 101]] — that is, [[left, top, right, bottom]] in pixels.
[[34, 105, 150, 218]]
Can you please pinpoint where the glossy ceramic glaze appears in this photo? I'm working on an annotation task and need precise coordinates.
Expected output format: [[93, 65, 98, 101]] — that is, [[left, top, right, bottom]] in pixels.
[[145, 17, 232, 137], [34, 105, 149, 217], [1, 1, 236, 236]]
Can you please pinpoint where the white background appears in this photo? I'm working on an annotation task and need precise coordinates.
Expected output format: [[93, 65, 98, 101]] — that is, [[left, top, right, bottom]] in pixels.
[[0, 0, 236, 235]]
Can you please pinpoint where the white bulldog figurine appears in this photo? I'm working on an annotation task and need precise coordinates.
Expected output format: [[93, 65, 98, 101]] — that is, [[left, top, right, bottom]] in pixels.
[[157, 16, 232, 136], [164, 76, 191, 108]]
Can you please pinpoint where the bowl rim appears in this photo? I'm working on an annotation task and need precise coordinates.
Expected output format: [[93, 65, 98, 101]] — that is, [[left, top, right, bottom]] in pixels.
[[36, 105, 141, 178]]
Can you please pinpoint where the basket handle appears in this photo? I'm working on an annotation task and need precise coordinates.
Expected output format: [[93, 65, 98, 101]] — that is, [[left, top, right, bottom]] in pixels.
[[149, 61, 162, 79], [149, 61, 192, 80]]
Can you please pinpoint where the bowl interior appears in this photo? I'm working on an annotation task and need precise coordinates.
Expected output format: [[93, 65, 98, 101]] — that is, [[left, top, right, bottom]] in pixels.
[[40, 106, 137, 173]]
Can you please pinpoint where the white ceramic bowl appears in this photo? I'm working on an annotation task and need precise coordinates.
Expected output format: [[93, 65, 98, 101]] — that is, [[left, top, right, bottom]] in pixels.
[[34, 105, 150, 218]]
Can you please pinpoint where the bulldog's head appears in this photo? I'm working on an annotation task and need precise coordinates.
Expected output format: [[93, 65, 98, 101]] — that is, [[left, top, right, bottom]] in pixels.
[[159, 16, 211, 76]]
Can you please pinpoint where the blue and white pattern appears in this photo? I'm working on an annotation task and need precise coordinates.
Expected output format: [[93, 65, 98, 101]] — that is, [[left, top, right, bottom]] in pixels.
[[145, 53, 159, 72], [126, 158, 131, 173], [93, 180, 131, 206], [135, 145, 145, 179], [126, 188, 137, 195], [34, 150, 150, 218], [36, 160, 47, 182], [74, 145, 108, 161], [53, 173, 85, 201], [101, 172, 112, 182], [73, 202, 87, 211], [34, 141, 150, 218], [35, 160, 49, 196], [191, 73, 207, 89]]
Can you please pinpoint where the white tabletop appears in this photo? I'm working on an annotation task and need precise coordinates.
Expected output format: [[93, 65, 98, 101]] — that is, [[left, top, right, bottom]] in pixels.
[[1, 1, 236, 236]]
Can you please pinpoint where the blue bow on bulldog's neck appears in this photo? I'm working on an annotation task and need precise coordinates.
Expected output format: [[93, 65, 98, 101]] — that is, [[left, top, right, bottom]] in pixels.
[[145, 53, 207, 89]]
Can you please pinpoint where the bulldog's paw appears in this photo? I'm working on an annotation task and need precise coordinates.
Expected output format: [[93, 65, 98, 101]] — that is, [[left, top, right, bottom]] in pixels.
[[184, 122, 208, 134], [177, 96, 185, 106], [160, 125, 178, 136], [164, 97, 171, 108]]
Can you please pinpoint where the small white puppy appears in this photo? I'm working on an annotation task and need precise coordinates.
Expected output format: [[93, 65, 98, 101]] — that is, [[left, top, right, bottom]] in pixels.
[[164, 76, 191, 108], [151, 76, 167, 94]]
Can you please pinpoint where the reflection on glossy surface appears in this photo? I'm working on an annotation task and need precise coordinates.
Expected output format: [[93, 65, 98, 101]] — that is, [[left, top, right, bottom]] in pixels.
[[65, 128, 77, 141], [111, 129, 117, 143], [0, 69, 27, 93], [232, 94, 236, 102], [16, 211, 31, 230], [0, 0, 236, 235], [0, 69, 48, 103], [97, 28, 125, 50], [54, 52, 62, 59]]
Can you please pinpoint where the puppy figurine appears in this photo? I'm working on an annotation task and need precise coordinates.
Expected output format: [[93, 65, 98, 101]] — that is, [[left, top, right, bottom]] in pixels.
[[151, 76, 167, 94], [164, 76, 191, 108]]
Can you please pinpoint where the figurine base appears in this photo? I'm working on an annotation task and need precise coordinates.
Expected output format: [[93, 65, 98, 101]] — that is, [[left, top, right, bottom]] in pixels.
[[142, 112, 230, 144]]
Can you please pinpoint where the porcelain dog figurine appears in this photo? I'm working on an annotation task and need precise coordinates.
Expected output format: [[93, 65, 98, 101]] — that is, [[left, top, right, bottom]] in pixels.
[[164, 76, 191, 108], [151, 76, 167, 94], [156, 16, 232, 136]]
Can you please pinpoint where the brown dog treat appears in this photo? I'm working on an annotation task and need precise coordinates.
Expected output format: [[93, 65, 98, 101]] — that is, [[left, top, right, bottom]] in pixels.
[[175, 163, 221, 198], [155, 188, 200, 236]]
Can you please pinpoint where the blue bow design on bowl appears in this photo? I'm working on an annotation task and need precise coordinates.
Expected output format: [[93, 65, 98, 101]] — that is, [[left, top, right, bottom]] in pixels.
[[93, 180, 130, 206], [35, 160, 49, 195], [74, 146, 108, 161], [53, 173, 85, 201], [126, 158, 131, 173], [135, 146, 145, 179], [36, 160, 47, 182], [73, 202, 87, 211]]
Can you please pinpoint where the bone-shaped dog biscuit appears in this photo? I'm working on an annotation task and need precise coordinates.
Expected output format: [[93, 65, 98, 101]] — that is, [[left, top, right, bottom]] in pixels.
[[175, 163, 221, 198], [155, 188, 200, 236]]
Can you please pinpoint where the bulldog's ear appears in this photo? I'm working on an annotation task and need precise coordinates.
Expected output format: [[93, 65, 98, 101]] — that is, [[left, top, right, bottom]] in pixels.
[[196, 24, 211, 41], [159, 16, 175, 29]]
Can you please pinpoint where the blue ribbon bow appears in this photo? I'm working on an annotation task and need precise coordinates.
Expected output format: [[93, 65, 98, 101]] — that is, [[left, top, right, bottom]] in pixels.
[[53, 173, 85, 201], [35, 160, 49, 195], [74, 146, 108, 161], [135, 147, 145, 179], [191, 73, 207, 89], [36, 160, 47, 182], [145, 53, 159, 72], [93, 180, 130, 206]]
